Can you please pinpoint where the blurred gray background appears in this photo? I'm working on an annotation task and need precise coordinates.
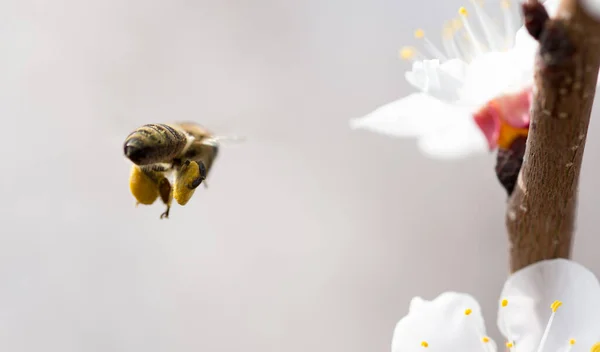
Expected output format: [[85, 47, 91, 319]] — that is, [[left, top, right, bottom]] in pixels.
[[1, 0, 599, 351]]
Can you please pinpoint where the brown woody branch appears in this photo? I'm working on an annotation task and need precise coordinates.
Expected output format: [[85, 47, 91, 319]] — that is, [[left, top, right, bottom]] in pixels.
[[506, 0, 600, 273]]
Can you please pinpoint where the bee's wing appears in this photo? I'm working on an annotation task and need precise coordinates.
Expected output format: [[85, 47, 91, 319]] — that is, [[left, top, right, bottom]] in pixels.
[[203, 135, 246, 145]]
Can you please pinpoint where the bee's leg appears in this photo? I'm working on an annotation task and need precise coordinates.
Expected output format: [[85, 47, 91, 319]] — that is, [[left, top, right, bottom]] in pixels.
[[189, 161, 207, 190], [179, 160, 206, 189], [129, 165, 160, 206], [173, 160, 205, 206], [158, 177, 173, 219]]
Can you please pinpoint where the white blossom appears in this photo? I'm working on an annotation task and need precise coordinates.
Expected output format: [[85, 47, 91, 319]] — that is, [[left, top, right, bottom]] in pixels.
[[391, 259, 600, 352], [350, 0, 567, 159]]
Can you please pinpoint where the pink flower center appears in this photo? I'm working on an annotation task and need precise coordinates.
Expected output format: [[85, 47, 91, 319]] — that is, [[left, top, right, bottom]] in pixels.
[[473, 88, 532, 150]]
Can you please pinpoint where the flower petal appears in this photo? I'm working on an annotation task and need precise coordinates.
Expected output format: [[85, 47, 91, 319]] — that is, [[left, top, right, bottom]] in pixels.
[[417, 114, 489, 159], [473, 101, 502, 151], [392, 292, 497, 352], [474, 88, 532, 151], [349, 93, 458, 137], [458, 51, 533, 107], [581, 0, 600, 22], [543, 0, 561, 16], [495, 88, 532, 129], [405, 59, 467, 102], [497, 259, 600, 352], [350, 93, 487, 159]]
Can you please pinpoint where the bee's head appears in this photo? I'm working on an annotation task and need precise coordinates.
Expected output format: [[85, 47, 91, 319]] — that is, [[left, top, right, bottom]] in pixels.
[[124, 136, 153, 165]]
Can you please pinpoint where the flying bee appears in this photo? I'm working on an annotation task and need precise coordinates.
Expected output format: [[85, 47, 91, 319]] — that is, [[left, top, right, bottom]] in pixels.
[[123, 122, 234, 219]]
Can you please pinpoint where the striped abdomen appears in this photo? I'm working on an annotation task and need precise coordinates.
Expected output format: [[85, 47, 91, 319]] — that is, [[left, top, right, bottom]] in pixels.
[[124, 123, 190, 165]]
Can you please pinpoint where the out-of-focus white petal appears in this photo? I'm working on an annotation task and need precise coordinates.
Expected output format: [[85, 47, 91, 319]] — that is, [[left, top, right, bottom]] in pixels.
[[543, 0, 561, 16], [349, 93, 464, 137], [512, 27, 538, 77], [392, 292, 497, 352], [458, 52, 532, 107], [404, 62, 428, 91], [581, 0, 600, 21], [497, 259, 600, 352], [440, 58, 469, 82], [404, 59, 466, 102], [417, 114, 489, 159]]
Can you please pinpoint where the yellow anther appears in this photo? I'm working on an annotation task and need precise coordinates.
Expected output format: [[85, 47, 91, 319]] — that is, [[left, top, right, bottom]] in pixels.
[[551, 300, 563, 312], [414, 29, 425, 39], [482, 336, 490, 343], [501, 0, 511, 9], [506, 342, 514, 348], [421, 341, 429, 348], [464, 308, 472, 315], [591, 342, 600, 352], [570, 339, 576, 345], [459, 6, 468, 16], [399, 47, 416, 60], [501, 299, 508, 307]]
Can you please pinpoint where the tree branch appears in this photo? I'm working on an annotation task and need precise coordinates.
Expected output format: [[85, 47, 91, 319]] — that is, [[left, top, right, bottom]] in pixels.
[[505, 0, 600, 273]]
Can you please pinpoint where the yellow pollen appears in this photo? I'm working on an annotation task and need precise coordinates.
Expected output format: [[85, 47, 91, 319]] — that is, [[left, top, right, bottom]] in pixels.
[[421, 341, 429, 348], [459, 6, 468, 16], [551, 300, 563, 312], [501, 299, 508, 307], [414, 29, 425, 39], [482, 336, 490, 343], [591, 342, 600, 352], [464, 308, 472, 315], [497, 119, 529, 150], [501, 0, 511, 8], [399, 46, 416, 60], [506, 342, 514, 348], [570, 339, 576, 345]]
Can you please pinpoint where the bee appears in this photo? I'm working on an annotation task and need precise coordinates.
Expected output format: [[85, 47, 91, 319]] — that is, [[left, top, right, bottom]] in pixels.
[[123, 122, 222, 219]]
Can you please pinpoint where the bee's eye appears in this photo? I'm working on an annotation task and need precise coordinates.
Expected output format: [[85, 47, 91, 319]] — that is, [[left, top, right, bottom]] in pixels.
[[124, 138, 148, 164]]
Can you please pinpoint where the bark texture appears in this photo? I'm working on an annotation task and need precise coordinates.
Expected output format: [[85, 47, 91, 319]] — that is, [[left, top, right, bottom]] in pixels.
[[507, 0, 600, 272]]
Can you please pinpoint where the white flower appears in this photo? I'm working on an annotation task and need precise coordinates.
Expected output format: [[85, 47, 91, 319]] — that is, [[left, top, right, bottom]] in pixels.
[[350, 0, 560, 159], [580, 0, 600, 21], [391, 259, 600, 352]]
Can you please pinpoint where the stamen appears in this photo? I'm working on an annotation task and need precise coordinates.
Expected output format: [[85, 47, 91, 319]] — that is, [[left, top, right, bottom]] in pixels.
[[591, 342, 600, 352], [500, 299, 517, 351], [468, 0, 505, 52], [464, 307, 492, 352], [452, 17, 479, 62], [443, 20, 468, 61], [565, 339, 576, 352], [501, 0, 515, 49], [458, 6, 485, 55], [421, 341, 429, 348], [414, 29, 448, 61], [454, 31, 476, 62], [535, 300, 563, 352], [399, 46, 427, 61]]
